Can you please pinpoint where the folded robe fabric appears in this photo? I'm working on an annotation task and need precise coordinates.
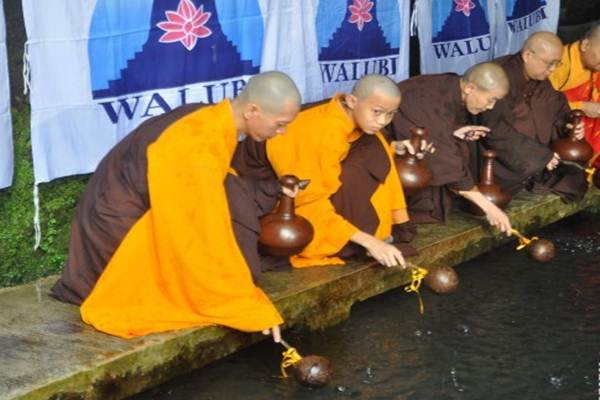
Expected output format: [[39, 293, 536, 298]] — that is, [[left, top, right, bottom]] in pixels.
[[81, 100, 283, 338]]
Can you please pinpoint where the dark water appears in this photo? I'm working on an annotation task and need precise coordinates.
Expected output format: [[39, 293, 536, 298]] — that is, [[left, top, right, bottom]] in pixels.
[[133, 213, 600, 400]]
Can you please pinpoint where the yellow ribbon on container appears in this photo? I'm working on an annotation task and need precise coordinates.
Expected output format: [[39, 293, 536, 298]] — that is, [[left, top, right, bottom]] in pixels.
[[280, 345, 303, 378], [404, 266, 428, 315], [585, 153, 599, 184], [511, 229, 538, 250]]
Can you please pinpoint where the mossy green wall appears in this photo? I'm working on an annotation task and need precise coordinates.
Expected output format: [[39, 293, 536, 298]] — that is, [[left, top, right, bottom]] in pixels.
[[0, 107, 88, 287]]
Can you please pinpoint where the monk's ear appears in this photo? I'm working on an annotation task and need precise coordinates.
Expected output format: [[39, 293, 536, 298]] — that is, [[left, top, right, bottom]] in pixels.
[[581, 38, 589, 53], [243, 103, 261, 120], [463, 82, 476, 95], [344, 94, 358, 110], [522, 48, 533, 63]]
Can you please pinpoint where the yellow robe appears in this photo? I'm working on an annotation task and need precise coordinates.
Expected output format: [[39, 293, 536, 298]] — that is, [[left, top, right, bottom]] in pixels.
[[81, 100, 283, 339], [266, 95, 408, 267], [550, 41, 600, 166]]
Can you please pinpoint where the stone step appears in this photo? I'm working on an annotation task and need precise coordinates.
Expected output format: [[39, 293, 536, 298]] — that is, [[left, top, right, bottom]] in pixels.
[[1, 188, 598, 400]]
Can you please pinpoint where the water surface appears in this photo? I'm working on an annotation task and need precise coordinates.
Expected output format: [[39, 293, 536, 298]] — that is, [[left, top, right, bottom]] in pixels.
[[133, 213, 599, 400]]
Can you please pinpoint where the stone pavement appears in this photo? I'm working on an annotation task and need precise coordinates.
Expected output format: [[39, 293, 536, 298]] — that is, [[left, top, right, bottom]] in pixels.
[[1, 188, 598, 400]]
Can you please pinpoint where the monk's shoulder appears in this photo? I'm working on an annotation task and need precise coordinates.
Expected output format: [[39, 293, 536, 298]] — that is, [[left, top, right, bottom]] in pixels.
[[155, 101, 233, 157]]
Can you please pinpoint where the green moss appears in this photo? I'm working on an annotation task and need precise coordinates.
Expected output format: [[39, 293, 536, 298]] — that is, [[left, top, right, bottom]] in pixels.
[[0, 107, 88, 287]]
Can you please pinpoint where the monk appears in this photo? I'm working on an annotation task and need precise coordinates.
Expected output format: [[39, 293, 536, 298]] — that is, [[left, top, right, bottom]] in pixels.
[[51, 71, 301, 340], [480, 31, 588, 201], [386, 62, 513, 235], [550, 23, 600, 167], [235, 75, 415, 269]]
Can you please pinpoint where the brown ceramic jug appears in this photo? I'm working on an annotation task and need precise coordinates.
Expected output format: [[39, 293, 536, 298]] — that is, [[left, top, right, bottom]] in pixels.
[[293, 355, 333, 387], [424, 265, 459, 294], [468, 150, 512, 216], [552, 110, 593, 165], [259, 175, 314, 256], [394, 126, 433, 196], [527, 239, 556, 263]]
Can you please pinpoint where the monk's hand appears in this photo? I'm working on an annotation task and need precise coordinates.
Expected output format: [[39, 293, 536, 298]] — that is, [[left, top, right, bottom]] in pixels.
[[453, 125, 490, 141], [392, 140, 435, 160], [484, 205, 512, 236], [367, 238, 407, 268], [565, 121, 586, 141], [282, 185, 300, 198], [546, 152, 560, 171], [262, 325, 281, 343]]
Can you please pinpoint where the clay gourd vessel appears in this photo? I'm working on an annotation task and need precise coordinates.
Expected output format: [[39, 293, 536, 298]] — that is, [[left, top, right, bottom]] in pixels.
[[395, 127, 433, 196], [293, 355, 333, 388], [468, 150, 512, 215], [259, 175, 314, 256], [424, 265, 459, 294], [552, 110, 593, 165], [527, 239, 556, 262]]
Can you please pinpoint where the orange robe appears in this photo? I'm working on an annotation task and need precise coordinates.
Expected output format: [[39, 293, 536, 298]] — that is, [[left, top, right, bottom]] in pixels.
[[81, 100, 283, 338], [550, 41, 600, 167], [266, 95, 408, 267]]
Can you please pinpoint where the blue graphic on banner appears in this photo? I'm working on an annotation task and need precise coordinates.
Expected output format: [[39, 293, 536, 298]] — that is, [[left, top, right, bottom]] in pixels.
[[317, 0, 399, 60], [316, 0, 401, 84], [505, 0, 548, 33], [432, 0, 489, 43], [89, 0, 263, 99]]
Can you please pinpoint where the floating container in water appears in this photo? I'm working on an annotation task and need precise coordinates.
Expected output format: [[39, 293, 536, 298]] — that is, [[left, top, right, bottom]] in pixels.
[[424, 265, 459, 294], [527, 239, 556, 263], [293, 355, 333, 388]]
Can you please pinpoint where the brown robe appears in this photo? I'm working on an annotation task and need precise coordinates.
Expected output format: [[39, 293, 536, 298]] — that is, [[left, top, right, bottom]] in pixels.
[[385, 74, 475, 223], [478, 53, 588, 201], [51, 103, 276, 305]]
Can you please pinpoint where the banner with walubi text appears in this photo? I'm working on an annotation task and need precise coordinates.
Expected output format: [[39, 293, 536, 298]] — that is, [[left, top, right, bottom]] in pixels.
[[312, 0, 410, 100], [24, 0, 273, 183], [415, 0, 497, 74], [23, 0, 411, 183], [494, 0, 560, 57]]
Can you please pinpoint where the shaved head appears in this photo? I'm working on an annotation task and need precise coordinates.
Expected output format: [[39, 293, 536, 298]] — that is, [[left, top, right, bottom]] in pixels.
[[522, 31, 564, 80], [462, 62, 509, 93], [523, 31, 563, 55], [460, 62, 509, 114], [351, 74, 401, 100], [237, 71, 301, 114]]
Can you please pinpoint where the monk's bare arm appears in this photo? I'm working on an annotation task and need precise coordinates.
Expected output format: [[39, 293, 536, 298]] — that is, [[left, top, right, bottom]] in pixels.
[[350, 231, 406, 269], [580, 101, 600, 119], [457, 188, 512, 236]]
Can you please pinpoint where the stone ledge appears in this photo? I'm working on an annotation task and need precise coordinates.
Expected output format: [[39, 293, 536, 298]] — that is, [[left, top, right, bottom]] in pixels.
[[1, 187, 598, 400]]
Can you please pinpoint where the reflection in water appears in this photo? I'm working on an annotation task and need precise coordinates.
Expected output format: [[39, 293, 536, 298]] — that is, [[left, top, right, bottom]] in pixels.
[[133, 213, 599, 400]]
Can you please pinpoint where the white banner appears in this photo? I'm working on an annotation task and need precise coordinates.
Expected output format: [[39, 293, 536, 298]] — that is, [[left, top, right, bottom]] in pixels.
[[313, 0, 410, 100], [415, 0, 497, 74], [0, 0, 13, 189], [494, 0, 560, 57], [24, 0, 412, 183], [24, 0, 269, 184]]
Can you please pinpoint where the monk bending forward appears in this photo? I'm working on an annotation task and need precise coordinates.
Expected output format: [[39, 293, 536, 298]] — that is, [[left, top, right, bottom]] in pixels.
[[51, 72, 301, 340]]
